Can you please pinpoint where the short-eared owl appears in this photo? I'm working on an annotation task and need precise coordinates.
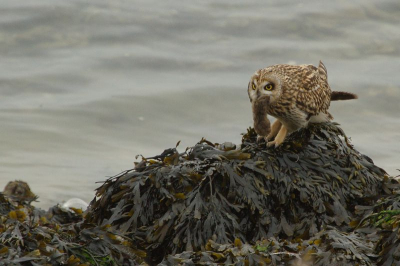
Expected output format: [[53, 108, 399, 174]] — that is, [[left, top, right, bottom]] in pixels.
[[248, 61, 357, 147]]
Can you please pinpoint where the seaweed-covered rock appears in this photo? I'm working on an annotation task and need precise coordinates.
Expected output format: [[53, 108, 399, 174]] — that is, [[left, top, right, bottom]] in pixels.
[[1, 122, 397, 265], [160, 227, 377, 266], [86, 122, 397, 264], [3, 180, 38, 205], [357, 193, 400, 266], [0, 193, 144, 265]]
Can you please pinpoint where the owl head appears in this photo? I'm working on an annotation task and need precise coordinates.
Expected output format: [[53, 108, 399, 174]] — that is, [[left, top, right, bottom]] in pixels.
[[247, 62, 328, 104], [247, 67, 283, 104]]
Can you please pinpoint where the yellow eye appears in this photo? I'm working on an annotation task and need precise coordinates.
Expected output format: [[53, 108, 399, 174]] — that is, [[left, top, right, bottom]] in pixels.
[[252, 83, 256, 90], [264, 84, 273, 91]]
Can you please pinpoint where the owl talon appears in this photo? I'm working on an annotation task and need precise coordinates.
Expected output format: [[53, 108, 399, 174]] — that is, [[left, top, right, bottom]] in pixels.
[[274, 141, 283, 148], [266, 140, 284, 148], [266, 141, 275, 147], [256, 136, 265, 143], [265, 135, 274, 142]]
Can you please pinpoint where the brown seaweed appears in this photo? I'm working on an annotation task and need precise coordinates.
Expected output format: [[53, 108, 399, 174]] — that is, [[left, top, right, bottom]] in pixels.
[[1, 122, 399, 265], [85, 122, 397, 265], [0, 193, 144, 265]]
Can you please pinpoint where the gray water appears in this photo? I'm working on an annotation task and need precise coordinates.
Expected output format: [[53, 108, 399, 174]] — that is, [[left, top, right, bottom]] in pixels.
[[1, 0, 399, 209]]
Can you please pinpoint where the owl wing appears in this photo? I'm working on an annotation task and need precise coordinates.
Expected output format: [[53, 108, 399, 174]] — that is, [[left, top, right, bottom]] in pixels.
[[294, 64, 331, 116]]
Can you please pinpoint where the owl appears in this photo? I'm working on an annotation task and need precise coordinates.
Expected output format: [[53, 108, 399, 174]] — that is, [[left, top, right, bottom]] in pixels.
[[248, 61, 357, 147]]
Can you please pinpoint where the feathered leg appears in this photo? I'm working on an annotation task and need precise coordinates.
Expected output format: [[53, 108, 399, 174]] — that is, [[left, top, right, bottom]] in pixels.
[[266, 119, 282, 141], [267, 125, 288, 147]]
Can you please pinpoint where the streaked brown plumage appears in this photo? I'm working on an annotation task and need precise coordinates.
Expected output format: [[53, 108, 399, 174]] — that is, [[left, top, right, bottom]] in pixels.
[[248, 61, 357, 147]]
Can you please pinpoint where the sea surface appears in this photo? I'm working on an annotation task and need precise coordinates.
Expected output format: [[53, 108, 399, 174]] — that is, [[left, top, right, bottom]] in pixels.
[[1, 0, 399, 209]]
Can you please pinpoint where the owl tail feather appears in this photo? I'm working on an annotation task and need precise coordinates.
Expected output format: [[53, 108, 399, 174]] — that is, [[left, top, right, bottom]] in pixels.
[[331, 91, 358, 101]]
